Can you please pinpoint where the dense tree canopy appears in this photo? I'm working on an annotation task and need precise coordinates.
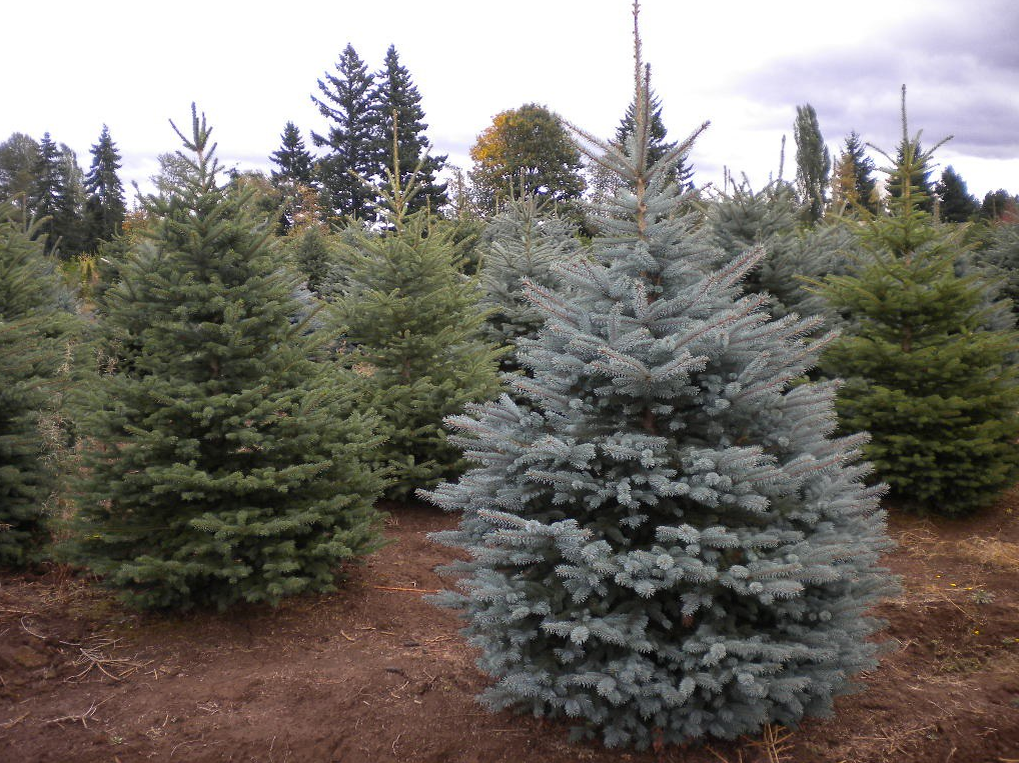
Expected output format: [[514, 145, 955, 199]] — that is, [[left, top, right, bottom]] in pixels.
[[793, 104, 830, 223], [469, 103, 586, 216]]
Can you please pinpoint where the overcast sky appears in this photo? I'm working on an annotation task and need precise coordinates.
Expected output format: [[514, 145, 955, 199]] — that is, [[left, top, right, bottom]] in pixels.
[[4, 0, 1017, 204]]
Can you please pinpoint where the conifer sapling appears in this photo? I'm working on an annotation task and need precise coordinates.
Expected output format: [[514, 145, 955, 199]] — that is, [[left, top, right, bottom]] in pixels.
[[423, 7, 896, 748], [70, 107, 386, 610]]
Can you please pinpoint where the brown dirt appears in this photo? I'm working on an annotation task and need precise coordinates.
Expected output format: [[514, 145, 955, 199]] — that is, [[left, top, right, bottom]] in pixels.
[[2, 495, 1019, 763]]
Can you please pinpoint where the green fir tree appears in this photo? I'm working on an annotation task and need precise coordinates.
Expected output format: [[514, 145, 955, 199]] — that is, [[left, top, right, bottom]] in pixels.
[[819, 96, 1019, 515], [312, 45, 381, 223], [935, 166, 979, 223], [373, 45, 448, 216], [69, 108, 386, 610], [424, 26, 894, 749], [82, 124, 127, 252], [615, 85, 693, 191], [0, 204, 79, 565], [30, 133, 86, 255], [271, 121, 315, 188], [335, 163, 500, 499], [831, 131, 878, 216]]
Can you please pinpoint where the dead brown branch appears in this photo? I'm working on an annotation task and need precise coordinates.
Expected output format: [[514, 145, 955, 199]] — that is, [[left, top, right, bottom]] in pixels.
[[62, 637, 152, 682]]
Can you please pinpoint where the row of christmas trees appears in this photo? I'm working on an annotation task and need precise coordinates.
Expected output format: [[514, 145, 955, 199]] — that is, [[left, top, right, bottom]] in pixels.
[[5, 97, 1019, 574], [2, 62, 1019, 747]]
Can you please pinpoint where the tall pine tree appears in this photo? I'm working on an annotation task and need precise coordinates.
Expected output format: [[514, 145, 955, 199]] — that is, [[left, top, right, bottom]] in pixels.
[[270, 122, 316, 234], [616, 86, 693, 191], [312, 44, 380, 223], [424, 14, 894, 749], [69, 108, 386, 610], [83, 124, 127, 252], [819, 95, 1019, 515], [270, 121, 315, 187], [373, 45, 448, 216], [29, 133, 67, 253]]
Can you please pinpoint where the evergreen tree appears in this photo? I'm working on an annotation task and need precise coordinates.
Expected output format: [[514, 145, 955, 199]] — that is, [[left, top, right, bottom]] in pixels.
[[28, 133, 64, 251], [424, 35, 894, 749], [69, 108, 386, 610], [282, 224, 348, 298], [935, 166, 978, 223], [0, 204, 79, 565], [477, 196, 581, 373], [885, 96, 935, 214], [819, 99, 1019, 515], [28, 134, 85, 257], [373, 45, 448, 216], [976, 221, 1019, 315], [830, 131, 878, 216], [270, 121, 315, 187], [269, 121, 315, 235], [55, 144, 86, 255], [335, 172, 501, 499], [615, 87, 693, 191], [709, 178, 848, 320], [83, 124, 127, 252], [980, 189, 1019, 222], [312, 44, 381, 223], [793, 104, 830, 224]]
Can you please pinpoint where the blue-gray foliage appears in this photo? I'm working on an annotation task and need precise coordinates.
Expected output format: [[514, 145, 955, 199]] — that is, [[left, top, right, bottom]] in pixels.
[[422, 81, 896, 749], [478, 196, 581, 373]]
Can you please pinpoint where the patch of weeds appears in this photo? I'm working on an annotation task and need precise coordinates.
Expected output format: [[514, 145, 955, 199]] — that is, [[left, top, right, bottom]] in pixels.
[[970, 589, 995, 605], [939, 655, 985, 674]]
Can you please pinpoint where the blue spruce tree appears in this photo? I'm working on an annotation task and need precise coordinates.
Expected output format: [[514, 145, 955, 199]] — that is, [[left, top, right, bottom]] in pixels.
[[477, 195, 581, 375], [422, 17, 895, 749]]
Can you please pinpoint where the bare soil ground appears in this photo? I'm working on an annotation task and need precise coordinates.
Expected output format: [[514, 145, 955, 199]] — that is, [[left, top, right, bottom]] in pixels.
[[2, 495, 1018, 763]]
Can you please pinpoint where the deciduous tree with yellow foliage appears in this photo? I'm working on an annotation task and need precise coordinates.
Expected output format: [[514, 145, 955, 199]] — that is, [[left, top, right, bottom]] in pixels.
[[469, 103, 585, 217]]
